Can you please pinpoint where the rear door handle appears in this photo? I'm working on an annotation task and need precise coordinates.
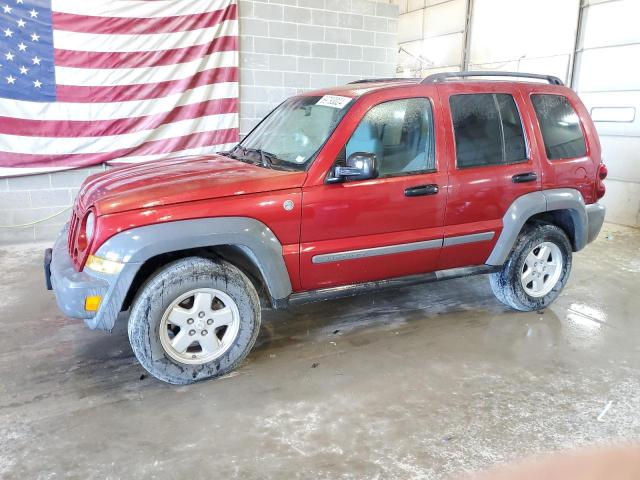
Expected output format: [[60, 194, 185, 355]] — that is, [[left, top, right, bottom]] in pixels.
[[404, 184, 439, 197], [512, 172, 537, 183]]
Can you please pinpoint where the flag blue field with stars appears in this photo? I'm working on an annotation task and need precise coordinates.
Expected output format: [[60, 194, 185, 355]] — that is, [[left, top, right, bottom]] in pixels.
[[0, 0, 55, 101]]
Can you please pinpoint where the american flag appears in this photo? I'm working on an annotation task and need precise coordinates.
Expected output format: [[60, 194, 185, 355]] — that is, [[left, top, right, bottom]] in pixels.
[[0, 0, 239, 176]]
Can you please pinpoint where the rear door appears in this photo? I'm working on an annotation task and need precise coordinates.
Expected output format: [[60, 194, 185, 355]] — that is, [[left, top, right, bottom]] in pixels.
[[437, 82, 542, 270]]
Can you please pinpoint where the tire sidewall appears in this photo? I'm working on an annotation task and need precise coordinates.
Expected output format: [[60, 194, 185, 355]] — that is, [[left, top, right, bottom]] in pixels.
[[508, 224, 572, 310], [128, 257, 260, 384]]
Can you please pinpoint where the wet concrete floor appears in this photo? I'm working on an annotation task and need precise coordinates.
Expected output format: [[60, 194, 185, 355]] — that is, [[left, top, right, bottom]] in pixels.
[[0, 224, 639, 479]]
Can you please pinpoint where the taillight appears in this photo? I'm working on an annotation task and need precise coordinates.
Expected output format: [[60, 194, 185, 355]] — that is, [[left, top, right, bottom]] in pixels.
[[596, 163, 607, 199], [598, 163, 608, 180]]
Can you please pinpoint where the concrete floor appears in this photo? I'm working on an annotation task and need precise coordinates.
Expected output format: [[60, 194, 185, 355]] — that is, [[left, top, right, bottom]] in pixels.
[[0, 224, 639, 479]]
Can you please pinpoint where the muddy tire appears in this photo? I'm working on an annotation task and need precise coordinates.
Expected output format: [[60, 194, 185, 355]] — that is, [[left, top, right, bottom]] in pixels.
[[490, 222, 572, 312], [128, 257, 261, 384]]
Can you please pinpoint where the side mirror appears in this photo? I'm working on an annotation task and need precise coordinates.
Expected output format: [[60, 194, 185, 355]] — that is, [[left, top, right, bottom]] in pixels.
[[327, 152, 378, 183]]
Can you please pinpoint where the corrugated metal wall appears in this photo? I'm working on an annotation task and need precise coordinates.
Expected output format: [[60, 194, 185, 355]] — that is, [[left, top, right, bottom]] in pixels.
[[392, 0, 640, 226]]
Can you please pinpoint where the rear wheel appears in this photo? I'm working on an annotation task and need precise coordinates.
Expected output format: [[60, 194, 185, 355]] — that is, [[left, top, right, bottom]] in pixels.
[[490, 223, 572, 311], [128, 257, 261, 384]]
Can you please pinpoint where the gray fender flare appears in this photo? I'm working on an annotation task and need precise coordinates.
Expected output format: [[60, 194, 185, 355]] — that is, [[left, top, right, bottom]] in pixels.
[[486, 188, 588, 266], [96, 217, 294, 301]]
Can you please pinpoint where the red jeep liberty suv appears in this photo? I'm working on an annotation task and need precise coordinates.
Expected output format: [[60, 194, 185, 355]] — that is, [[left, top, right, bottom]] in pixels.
[[45, 71, 607, 384]]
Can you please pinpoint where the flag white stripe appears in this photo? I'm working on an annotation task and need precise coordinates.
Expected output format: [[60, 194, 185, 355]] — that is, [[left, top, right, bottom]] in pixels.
[[52, 0, 235, 19], [107, 143, 236, 164], [0, 143, 238, 176], [55, 50, 237, 87], [0, 82, 238, 121], [0, 113, 238, 154], [52, 19, 236, 53], [0, 166, 72, 177]]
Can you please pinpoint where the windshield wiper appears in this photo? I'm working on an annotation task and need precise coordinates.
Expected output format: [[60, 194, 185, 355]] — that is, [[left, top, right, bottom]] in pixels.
[[220, 146, 254, 165], [239, 147, 280, 169]]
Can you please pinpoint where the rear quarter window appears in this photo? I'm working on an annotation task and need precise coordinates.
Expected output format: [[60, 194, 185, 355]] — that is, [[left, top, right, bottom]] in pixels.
[[531, 94, 587, 160]]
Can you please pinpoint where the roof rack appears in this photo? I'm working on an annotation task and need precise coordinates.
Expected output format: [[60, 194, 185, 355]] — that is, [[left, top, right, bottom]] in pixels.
[[348, 78, 421, 84], [421, 71, 564, 86]]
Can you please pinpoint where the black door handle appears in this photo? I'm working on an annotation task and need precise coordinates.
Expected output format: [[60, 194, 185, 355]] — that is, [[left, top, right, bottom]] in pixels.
[[512, 172, 537, 183], [404, 184, 439, 197]]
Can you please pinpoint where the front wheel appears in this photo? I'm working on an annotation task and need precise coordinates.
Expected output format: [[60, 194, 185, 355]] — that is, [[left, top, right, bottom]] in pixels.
[[490, 222, 572, 311], [128, 257, 261, 384]]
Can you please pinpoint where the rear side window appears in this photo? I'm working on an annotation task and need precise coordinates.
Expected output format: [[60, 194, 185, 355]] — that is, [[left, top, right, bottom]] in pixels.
[[450, 93, 527, 168], [531, 94, 587, 160]]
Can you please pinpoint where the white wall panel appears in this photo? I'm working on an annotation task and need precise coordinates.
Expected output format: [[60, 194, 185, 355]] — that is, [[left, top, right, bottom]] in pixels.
[[580, 0, 640, 49], [398, 9, 424, 43], [423, 0, 466, 38], [421, 64, 462, 75], [408, 0, 425, 12], [469, 0, 579, 71], [574, 44, 640, 92], [423, 31, 464, 67], [574, 0, 640, 226], [398, 33, 462, 69], [600, 180, 640, 226], [426, 0, 455, 6], [469, 54, 570, 82], [517, 55, 571, 81], [597, 136, 640, 183], [580, 91, 640, 137]]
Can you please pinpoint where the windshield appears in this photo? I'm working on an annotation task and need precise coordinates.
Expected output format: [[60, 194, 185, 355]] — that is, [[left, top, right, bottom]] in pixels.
[[237, 95, 353, 170]]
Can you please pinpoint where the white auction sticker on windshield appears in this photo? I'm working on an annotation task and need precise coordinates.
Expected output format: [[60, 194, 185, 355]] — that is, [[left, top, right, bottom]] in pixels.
[[316, 95, 352, 109]]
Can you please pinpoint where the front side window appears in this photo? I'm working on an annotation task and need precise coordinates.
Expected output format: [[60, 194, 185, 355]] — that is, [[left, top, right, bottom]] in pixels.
[[450, 93, 527, 168], [531, 94, 587, 160], [344, 98, 435, 177], [238, 95, 353, 170]]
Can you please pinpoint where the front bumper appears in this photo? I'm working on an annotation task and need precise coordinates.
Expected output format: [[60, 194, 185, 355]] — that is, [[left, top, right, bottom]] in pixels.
[[586, 202, 606, 244], [46, 226, 140, 331]]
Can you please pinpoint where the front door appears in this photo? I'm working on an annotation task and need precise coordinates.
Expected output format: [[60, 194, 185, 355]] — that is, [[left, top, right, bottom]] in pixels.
[[299, 92, 448, 290]]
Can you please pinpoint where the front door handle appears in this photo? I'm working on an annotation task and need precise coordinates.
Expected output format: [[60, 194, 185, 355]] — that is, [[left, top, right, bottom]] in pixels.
[[512, 172, 537, 183], [404, 184, 439, 197]]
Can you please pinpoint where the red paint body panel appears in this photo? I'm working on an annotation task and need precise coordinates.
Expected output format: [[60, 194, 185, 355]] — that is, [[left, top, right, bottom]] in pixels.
[[80, 155, 306, 216], [68, 78, 603, 298], [435, 82, 542, 269], [300, 84, 448, 289], [519, 84, 601, 204]]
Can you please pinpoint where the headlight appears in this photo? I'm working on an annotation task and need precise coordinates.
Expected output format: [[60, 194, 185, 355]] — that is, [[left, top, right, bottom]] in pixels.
[[85, 255, 124, 274], [85, 211, 95, 242]]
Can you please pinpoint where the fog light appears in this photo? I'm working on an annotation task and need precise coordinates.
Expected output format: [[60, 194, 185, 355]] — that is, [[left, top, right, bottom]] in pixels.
[[85, 255, 124, 274], [85, 295, 101, 312]]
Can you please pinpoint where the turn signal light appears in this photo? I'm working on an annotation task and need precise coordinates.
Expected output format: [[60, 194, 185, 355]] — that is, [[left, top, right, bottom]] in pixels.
[[84, 295, 101, 312]]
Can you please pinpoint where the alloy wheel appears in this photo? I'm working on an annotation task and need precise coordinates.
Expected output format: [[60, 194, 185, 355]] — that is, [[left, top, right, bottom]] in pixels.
[[520, 241, 563, 298], [159, 288, 240, 365]]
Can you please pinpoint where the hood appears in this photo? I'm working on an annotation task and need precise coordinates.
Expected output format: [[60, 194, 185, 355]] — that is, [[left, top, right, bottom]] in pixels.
[[78, 154, 307, 216]]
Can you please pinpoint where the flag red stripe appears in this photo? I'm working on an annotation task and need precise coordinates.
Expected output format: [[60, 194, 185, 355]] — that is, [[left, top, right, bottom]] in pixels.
[[56, 66, 238, 103], [0, 129, 239, 168], [54, 35, 238, 69], [52, 4, 237, 35], [0, 98, 237, 137]]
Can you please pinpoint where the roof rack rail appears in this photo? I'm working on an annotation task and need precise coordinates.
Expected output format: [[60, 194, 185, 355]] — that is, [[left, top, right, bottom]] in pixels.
[[348, 78, 420, 84], [421, 71, 564, 86]]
